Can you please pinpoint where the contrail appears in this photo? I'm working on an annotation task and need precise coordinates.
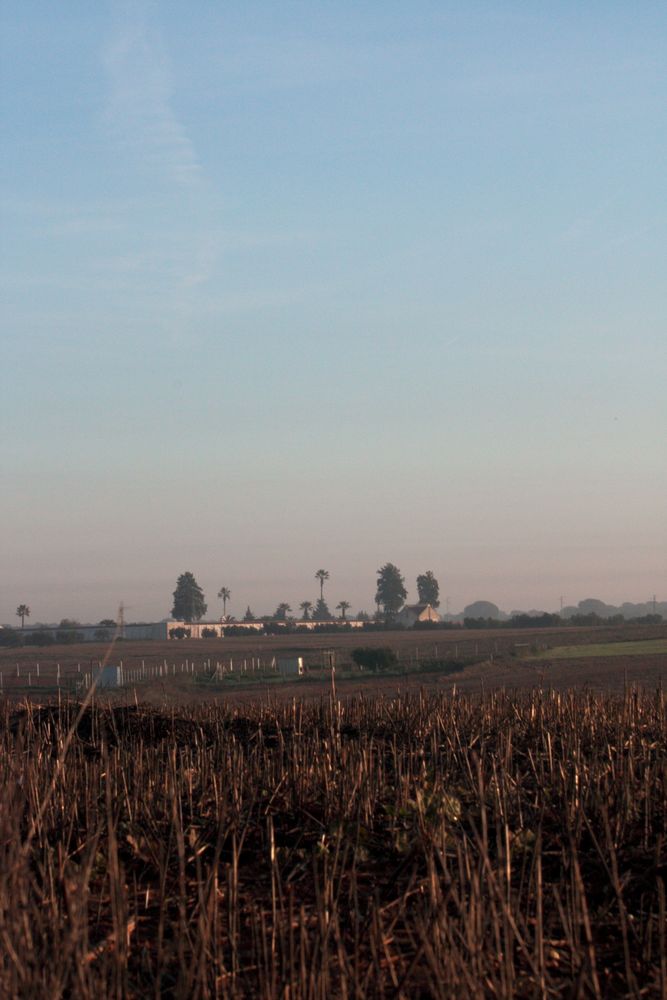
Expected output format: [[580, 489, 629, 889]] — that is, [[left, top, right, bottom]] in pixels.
[[103, 1, 201, 186]]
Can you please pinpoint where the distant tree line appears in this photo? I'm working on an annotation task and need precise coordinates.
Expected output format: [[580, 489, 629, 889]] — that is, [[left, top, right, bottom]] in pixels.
[[8, 569, 662, 642], [169, 567, 360, 626], [462, 612, 664, 630], [0, 619, 108, 647]]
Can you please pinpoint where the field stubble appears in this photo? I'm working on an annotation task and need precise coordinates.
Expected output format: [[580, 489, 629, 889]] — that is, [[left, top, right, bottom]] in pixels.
[[0, 685, 665, 998]]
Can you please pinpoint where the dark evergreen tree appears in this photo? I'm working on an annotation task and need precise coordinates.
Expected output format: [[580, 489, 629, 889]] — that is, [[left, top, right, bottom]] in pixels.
[[171, 572, 207, 622], [375, 563, 407, 616], [312, 597, 332, 621], [416, 571, 440, 607]]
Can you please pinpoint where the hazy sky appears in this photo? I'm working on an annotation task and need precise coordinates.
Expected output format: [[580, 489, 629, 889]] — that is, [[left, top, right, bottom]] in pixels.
[[2, 1, 666, 624]]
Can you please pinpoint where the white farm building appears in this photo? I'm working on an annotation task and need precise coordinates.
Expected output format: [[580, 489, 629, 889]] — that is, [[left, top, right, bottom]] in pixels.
[[16, 617, 369, 644], [395, 603, 441, 628]]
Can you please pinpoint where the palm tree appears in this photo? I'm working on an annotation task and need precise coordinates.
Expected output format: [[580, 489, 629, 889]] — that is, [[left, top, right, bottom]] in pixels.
[[315, 569, 329, 602], [299, 600, 313, 620], [274, 603, 292, 621], [336, 600, 351, 621], [217, 587, 231, 617], [16, 604, 30, 629]]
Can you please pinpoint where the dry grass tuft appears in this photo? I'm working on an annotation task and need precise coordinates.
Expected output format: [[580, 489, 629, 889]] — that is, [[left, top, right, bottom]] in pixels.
[[1, 687, 665, 997]]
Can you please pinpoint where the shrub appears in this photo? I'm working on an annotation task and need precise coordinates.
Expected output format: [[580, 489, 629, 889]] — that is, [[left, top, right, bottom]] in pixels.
[[463, 617, 502, 629], [30, 630, 55, 646], [201, 627, 218, 638], [169, 627, 191, 639], [351, 647, 398, 672], [263, 622, 294, 635], [55, 630, 84, 644], [0, 627, 22, 648], [507, 613, 562, 628], [568, 613, 605, 626]]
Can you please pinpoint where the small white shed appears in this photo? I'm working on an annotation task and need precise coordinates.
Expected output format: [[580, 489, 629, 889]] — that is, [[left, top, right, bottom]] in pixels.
[[93, 664, 124, 688], [275, 656, 304, 677]]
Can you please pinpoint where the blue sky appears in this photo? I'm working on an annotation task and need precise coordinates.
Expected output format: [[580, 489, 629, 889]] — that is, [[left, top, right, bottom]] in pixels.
[[2, 1, 666, 623]]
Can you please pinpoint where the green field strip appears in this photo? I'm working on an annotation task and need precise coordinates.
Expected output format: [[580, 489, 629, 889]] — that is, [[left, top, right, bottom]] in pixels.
[[535, 639, 667, 660]]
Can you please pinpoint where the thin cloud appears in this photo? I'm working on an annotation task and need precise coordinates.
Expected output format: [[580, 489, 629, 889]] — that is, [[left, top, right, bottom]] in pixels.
[[103, 3, 201, 185], [1, 196, 128, 235]]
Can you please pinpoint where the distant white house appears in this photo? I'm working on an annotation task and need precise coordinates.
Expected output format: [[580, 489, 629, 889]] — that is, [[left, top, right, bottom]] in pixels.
[[396, 603, 441, 627]]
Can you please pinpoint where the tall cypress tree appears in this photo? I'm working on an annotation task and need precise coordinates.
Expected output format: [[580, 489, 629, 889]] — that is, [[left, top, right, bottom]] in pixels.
[[416, 571, 440, 607], [172, 572, 207, 622], [375, 563, 407, 617]]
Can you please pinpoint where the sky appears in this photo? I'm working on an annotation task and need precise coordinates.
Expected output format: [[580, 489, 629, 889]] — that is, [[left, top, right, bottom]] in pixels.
[[1, 1, 666, 624]]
